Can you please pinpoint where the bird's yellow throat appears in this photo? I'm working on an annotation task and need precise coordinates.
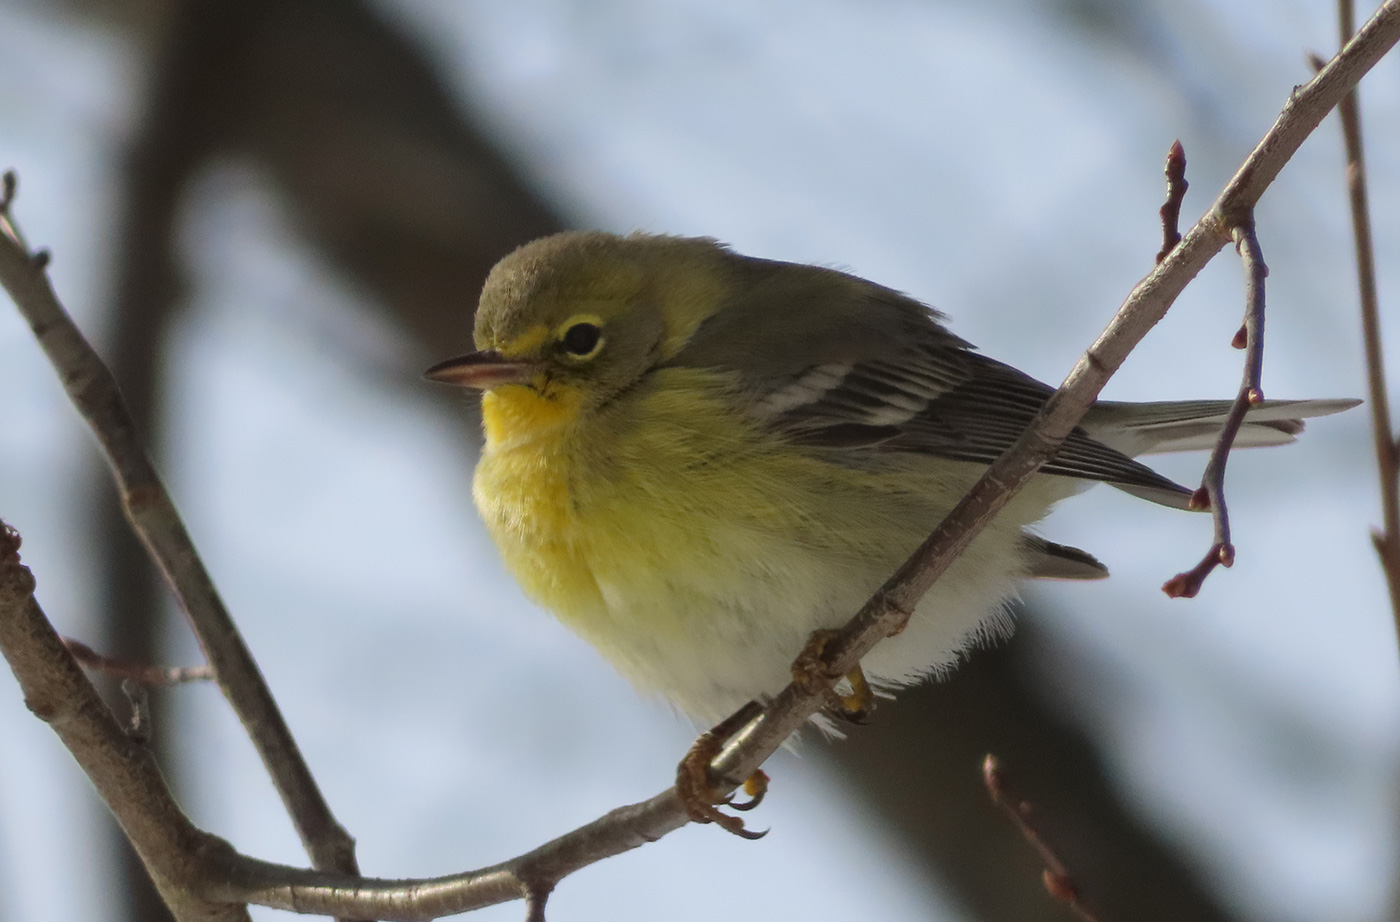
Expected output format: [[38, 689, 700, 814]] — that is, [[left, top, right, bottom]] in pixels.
[[480, 380, 584, 450]]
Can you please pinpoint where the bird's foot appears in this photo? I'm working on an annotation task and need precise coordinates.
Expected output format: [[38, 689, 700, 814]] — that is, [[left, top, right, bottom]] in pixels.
[[675, 701, 769, 839], [792, 629, 875, 724]]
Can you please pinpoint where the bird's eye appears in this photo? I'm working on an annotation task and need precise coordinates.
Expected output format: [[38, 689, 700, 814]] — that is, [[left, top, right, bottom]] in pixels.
[[561, 321, 603, 357]]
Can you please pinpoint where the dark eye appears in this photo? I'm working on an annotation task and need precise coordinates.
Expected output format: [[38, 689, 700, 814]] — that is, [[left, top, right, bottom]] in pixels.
[[561, 322, 602, 356]]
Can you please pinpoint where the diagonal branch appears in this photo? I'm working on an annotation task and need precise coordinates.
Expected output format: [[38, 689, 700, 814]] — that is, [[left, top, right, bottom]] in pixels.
[[983, 754, 1105, 922], [730, 0, 1400, 770], [0, 523, 245, 922], [0, 179, 359, 878]]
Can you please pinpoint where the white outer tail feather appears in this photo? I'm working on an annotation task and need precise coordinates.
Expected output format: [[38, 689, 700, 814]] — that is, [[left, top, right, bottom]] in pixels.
[[1083, 398, 1359, 457]]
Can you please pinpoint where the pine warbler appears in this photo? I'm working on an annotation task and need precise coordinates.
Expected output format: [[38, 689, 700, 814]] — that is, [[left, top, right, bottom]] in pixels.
[[427, 230, 1352, 732]]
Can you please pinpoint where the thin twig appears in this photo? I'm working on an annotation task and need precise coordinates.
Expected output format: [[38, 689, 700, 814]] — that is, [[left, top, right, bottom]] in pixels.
[[1317, 1, 1400, 637], [1156, 140, 1188, 264], [1163, 222, 1267, 598], [983, 755, 1105, 922], [0, 174, 360, 877], [2, 3, 1398, 918], [64, 638, 216, 686]]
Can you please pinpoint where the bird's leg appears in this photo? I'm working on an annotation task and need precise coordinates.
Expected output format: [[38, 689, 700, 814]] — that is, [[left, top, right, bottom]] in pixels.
[[675, 700, 769, 839], [792, 629, 875, 724]]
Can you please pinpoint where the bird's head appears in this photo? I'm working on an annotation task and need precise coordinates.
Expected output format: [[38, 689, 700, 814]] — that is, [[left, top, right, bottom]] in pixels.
[[426, 231, 731, 419]]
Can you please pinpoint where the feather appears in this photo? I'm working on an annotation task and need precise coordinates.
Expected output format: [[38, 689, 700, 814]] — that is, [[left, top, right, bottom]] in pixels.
[[1023, 537, 1110, 580], [1083, 398, 1360, 455]]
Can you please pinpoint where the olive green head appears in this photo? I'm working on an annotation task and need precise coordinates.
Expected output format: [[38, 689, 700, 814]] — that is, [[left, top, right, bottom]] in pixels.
[[426, 231, 732, 407]]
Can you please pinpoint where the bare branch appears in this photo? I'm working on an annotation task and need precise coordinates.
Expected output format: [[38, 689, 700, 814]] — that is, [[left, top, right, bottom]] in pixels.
[[983, 755, 1105, 922], [1322, 1, 1400, 638], [732, 0, 1400, 767], [1163, 222, 1267, 598], [0, 172, 360, 878], [202, 792, 691, 920], [0, 522, 245, 922]]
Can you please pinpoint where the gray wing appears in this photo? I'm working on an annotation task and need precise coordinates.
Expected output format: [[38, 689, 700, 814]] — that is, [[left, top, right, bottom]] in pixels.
[[760, 348, 1194, 508], [670, 253, 1193, 509]]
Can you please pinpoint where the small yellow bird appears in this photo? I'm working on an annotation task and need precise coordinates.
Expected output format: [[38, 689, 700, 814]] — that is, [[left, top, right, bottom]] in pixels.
[[426, 230, 1351, 815]]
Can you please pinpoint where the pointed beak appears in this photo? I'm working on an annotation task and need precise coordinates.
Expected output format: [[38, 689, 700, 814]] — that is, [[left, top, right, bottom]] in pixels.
[[423, 350, 538, 390]]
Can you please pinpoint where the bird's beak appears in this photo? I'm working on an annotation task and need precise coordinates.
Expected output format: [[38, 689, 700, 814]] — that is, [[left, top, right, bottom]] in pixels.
[[423, 351, 538, 390]]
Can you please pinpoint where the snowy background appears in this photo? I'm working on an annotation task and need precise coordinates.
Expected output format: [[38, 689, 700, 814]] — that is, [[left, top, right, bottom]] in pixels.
[[1, 0, 1398, 919]]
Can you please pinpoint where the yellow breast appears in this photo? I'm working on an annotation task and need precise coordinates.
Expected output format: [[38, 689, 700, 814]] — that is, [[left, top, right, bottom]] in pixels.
[[473, 381, 604, 618], [472, 369, 823, 638]]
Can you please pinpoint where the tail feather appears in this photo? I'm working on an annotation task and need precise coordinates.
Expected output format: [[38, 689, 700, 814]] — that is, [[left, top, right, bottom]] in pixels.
[[1023, 536, 1110, 580], [1082, 398, 1359, 457]]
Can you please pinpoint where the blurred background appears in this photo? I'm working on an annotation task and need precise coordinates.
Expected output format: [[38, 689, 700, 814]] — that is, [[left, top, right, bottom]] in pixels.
[[1, 0, 1398, 919]]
